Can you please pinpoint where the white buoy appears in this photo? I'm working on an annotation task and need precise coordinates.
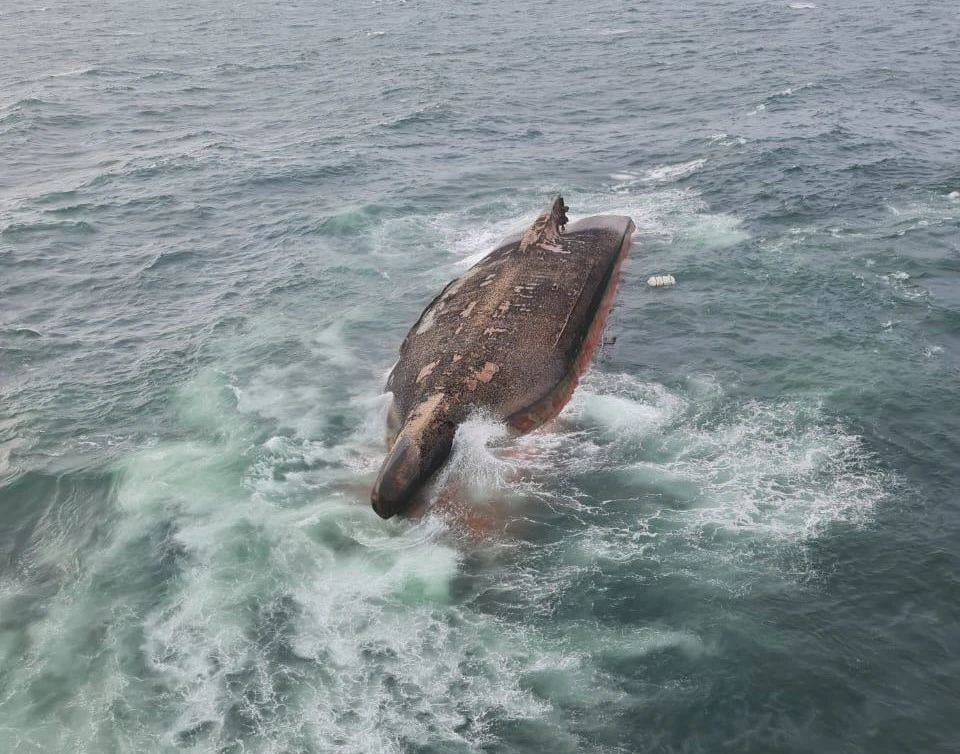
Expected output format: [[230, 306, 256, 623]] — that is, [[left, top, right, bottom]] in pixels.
[[647, 274, 676, 288]]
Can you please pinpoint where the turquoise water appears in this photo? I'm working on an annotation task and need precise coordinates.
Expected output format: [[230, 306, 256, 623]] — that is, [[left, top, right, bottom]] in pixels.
[[2, 0, 960, 751]]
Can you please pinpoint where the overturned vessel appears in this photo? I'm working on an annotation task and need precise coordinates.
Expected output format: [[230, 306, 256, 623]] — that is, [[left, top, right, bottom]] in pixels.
[[372, 196, 636, 518]]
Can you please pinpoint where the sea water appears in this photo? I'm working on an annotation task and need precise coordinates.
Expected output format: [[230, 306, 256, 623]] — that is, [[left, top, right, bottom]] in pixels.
[[2, 0, 960, 751]]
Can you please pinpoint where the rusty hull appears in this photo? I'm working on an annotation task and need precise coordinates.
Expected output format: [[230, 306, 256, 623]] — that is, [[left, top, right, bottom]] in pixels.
[[372, 198, 636, 518]]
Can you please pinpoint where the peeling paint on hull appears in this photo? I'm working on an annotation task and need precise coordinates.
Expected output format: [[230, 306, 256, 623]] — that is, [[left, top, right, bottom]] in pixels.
[[372, 198, 636, 519], [505, 233, 631, 433]]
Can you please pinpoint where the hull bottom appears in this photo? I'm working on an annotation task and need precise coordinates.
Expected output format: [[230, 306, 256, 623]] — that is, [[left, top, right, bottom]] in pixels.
[[505, 233, 632, 433]]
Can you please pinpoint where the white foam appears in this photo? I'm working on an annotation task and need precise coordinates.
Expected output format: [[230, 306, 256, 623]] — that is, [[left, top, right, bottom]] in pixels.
[[436, 411, 515, 495], [376, 208, 530, 271], [0, 432, 25, 481], [789, 3, 817, 8], [668, 401, 882, 539], [881, 198, 958, 231], [572, 187, 749, 250], [372, 182, 747, 291], [585, 625, 707, 659], [312, 318, 357, 367], [0, 357, 897, 751], [0, 189, 901, 750], [707, 133, 748, 147], [48, 67, 95, 78], [445, 215, 529, 266], [530, 375, 891, 581], [570, 379, 687, 439], [0, 370, 554, 752], [643, 159, 707, 183], [877, 269, 929, 303]]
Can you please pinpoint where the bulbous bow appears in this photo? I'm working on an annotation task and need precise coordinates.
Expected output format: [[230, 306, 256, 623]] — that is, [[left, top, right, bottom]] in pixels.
[[371, 393, 458, 518]]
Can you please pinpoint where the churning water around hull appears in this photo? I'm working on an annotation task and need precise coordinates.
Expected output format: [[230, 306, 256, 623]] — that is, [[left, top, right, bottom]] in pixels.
[[0, 363, 895, 753], [3, 0, 960, 751], [0, 186, 910, 753]]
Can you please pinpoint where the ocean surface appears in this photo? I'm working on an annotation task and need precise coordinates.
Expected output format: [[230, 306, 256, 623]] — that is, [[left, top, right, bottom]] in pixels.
[[2, 0, 960, 751]]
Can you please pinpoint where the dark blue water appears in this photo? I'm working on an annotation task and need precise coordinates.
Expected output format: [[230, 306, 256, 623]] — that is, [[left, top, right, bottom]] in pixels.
[[2, 0, 960, 751]]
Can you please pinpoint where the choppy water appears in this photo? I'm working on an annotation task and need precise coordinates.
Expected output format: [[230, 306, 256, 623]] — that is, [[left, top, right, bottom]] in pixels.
[[2, 0, 960, 751]]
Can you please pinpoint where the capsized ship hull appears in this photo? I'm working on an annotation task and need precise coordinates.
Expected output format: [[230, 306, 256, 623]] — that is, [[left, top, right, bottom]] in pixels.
[[372, 197, 636, 518]]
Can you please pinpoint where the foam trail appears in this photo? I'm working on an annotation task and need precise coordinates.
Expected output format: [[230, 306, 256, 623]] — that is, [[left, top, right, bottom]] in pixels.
[[369, 182, 748, 283], [0, 369, 559, 753], [0, 191, 897, 753], [519, 372, 891, 584], [643, 159, 707, 183], [572, 187, 749, 249]]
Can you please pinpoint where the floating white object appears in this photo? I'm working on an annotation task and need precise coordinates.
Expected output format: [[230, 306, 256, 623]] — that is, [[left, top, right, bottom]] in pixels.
[[647, 274, 676, 287]]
